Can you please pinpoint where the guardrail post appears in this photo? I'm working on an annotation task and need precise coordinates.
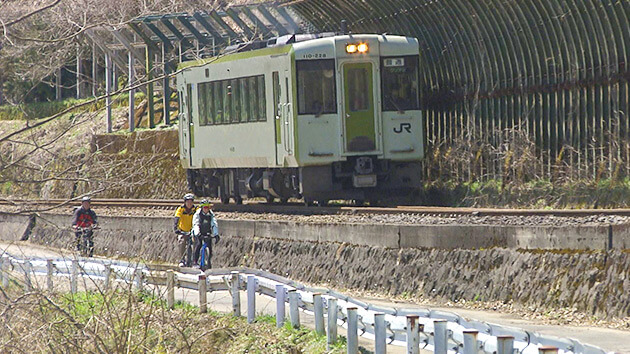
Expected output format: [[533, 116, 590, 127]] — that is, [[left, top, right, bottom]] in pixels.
[[198, 274, 207, 313], [327, 298, 338, 349], [23, 261, 32, 292], [166, 270, 175, 309], [46, 259, 53, 291], [247, 275, 256, 323], [347, 307, 358, 354], [134, 268, 143, 291], [104, 264, 111, 291], [288, 290, 300, 328], [433, 320, 448, 354], [538, 346, 559, 354], [275, 284, 285, 328], [231, 271, 241, 317], [374, 313, 386, 354], [497, 335, 514, 354], [71, 259, 78, 294], [463, 331, 478, 354], [313, 293, 324, 335], [0, 257, 5, 286], [406, 315, 420, 354], [1, 256, 9, 288]]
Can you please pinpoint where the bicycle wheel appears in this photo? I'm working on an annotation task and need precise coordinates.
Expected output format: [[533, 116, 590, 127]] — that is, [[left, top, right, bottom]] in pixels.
[[186, 237, 193, 267], [81, 233, 90, 257], [201, 243, 211, 270]]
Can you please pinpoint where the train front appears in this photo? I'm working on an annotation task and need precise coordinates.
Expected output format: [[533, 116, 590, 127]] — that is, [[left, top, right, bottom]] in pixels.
[[293, 34, 423, 204]]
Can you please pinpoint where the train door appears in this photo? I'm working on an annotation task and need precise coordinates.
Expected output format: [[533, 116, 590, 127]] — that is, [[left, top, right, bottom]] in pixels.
[[179, 83, 193, 166], [276, 69, 293, 164], [273, 71, 282, 165], [341, 62, 380, 154]]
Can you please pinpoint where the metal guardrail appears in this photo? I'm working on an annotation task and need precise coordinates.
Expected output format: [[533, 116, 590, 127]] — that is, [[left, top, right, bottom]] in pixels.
[[0, 253, 610, 354]]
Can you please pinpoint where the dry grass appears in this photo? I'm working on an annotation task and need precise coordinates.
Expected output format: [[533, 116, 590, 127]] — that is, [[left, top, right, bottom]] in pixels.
[[0, 279, 343, 353]]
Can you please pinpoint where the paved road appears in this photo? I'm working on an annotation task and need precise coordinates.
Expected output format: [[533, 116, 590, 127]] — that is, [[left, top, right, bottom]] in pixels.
[[1, 240, 628, 353]]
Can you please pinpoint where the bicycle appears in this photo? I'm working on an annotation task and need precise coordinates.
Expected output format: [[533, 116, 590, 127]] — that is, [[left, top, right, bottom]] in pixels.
[[75, 226, 98, 257], [198, 234, 218, 271], [181, 231, 193, 267]]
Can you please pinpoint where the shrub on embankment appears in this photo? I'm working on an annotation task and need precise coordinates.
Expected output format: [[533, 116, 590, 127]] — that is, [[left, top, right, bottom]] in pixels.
[[0, 284, 341, 353]]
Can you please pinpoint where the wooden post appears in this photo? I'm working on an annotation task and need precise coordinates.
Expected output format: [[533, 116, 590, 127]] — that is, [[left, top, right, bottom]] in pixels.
[[539, 347, 559, 354], [166, 270, 174, 309], [198, 274, 207, 313], [275, 284, 285, 328]]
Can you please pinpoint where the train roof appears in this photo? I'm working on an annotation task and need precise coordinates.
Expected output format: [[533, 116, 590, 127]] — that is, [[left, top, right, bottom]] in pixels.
[[178, 33, 418, 70]]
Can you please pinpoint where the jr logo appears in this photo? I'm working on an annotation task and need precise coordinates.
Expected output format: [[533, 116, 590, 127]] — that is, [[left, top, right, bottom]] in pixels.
[[394, 123, 412, 133]]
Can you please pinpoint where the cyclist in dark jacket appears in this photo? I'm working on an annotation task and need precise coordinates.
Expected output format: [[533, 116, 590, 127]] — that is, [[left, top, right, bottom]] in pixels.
[[72, 196, 98, 255], [192, 199, 219, 268]]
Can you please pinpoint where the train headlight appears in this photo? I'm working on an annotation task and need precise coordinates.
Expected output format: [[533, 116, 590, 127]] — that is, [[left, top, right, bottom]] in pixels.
[[357, 43, 368, 53], [346, 44, 358, 53]]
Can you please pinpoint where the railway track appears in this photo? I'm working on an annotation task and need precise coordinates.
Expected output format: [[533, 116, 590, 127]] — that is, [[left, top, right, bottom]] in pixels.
[[2, 198, 630, 217]]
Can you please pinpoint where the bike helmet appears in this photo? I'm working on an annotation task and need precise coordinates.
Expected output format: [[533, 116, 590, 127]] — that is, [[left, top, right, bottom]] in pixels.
[[183, 193, 195, 201], [81, 196, 92, 202], [200, 199, 211, 207]]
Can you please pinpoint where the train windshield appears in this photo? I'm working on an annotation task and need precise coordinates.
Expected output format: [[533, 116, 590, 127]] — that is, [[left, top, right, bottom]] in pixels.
[[381, 55, 419, 112], [296, 59, 337, 115]]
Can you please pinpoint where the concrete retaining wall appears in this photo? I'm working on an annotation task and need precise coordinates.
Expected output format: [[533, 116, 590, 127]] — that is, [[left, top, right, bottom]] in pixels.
[[2, 212, 629, 319]]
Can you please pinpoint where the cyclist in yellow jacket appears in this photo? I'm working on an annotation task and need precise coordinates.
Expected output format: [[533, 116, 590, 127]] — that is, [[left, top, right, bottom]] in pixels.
[[174, 193, 197, 266]]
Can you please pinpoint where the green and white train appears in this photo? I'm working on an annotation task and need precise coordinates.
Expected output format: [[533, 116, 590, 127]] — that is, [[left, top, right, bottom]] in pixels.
[[177, 33, 423, 204]]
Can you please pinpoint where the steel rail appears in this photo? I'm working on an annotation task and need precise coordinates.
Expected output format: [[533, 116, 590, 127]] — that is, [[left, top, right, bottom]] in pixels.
[[4, 199, 630, 217]]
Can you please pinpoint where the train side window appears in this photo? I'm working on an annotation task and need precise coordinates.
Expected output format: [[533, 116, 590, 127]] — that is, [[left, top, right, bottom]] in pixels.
[[247, 76, 257, 122], [198, 83, 207, 125], [213, 81, 223, 124], [178, 90, 183, 115], [206, 83, 214, 125], [231, 79, 240, 123], [381, 55, 420, 112], [272, 72, 280, 119], [257, 75, 266, 121], [296, 59, 337, 115], [240, 77, 250, 123], [186, 84, 193, 125], [222, 80, 231, 123]]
